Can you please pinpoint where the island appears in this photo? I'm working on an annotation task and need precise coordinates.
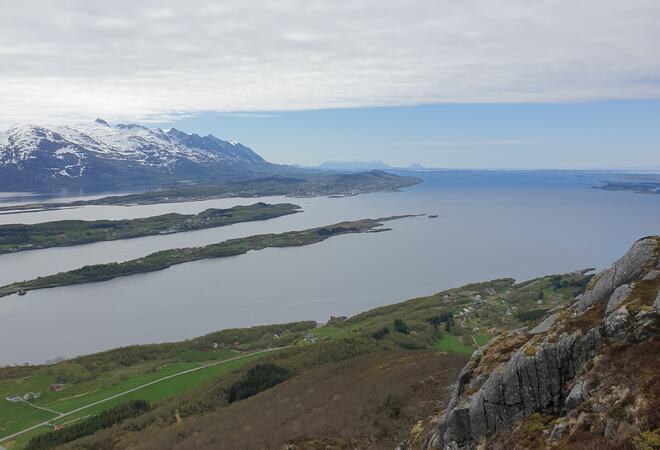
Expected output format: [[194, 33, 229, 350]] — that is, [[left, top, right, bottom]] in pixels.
[[0, 202, 300, 254], [0, 170, 420, 214], [0, 216, 412, 297], [596, 181, 660, 194]]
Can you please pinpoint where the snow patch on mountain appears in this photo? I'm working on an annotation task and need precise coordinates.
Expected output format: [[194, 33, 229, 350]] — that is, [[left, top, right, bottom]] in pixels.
[[0, 120, 265, 178]]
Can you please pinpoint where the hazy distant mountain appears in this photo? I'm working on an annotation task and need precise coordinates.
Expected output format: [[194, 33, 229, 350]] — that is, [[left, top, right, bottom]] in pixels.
[[316, 160, 392, 171], [0, 119, 273, 190]]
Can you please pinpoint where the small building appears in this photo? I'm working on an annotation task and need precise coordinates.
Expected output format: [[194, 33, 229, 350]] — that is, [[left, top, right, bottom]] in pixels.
[[303, 332, 317, 343], [23, 392, 41, 400], [6, 394, 21, 402], [50, 383, 64, 392]]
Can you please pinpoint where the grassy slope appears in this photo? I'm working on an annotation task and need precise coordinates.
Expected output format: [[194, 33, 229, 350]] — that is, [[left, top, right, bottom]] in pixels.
[[313, 271, 593, 355], [0, 203, 300, 254]]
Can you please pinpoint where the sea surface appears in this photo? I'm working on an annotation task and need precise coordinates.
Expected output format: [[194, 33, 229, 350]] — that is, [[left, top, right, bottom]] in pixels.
[[1, 170, 659, 365]]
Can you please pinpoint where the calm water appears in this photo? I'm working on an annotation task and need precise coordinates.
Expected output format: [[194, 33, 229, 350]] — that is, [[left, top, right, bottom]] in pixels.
[[0, 171, 659, 365]]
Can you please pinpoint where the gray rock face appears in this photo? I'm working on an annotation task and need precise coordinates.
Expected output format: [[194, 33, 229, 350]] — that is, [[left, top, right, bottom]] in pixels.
[[564, 379, 587, 411], [655, 291, 660, 314], [643, 269, 659, 281], [431, 329, 600, 449], [606, 283, 633, 314], [576, 238, 656, 313], [530, 312, 560, 334]]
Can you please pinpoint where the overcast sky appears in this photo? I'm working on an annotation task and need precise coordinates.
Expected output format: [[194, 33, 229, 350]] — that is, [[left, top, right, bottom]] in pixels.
[[1, 0, 659, 168]]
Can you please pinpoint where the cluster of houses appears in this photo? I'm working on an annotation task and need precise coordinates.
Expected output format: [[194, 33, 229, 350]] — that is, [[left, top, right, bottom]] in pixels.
[[5, 391, 41, 402], [303, 332, 318, 343], [5, 383, 64, 403]]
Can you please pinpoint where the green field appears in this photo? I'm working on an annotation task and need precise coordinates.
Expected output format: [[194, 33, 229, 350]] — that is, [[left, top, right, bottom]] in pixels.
[[0, 350, 272, 449], [432, 334, 476, 355]]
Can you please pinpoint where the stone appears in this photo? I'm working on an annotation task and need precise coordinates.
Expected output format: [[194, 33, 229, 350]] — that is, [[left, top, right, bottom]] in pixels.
[[605, 283, 632, 314], [602, 306, 633, 339], [643, 269, 659, 281], [564, 380, 586, 411], [530, 312, 560, 334], [548, 420, 568, 442], [604, 418, 620, 439]]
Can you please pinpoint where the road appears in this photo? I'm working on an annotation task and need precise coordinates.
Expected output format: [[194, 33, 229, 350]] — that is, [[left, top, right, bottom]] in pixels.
[[0, 347, 287, 444]]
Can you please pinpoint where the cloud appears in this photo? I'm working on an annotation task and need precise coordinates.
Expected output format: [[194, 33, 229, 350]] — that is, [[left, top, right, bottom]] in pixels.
[[1, 0, 659, 126]]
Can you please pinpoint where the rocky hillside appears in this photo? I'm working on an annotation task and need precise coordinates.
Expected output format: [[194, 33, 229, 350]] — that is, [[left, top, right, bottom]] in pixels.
[[399, 236, 660, 450], [0, 119, 272, 190]]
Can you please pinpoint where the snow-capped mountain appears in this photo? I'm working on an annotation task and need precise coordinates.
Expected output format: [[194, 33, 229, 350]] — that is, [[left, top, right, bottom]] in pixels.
[[0, 119, 270, 190]]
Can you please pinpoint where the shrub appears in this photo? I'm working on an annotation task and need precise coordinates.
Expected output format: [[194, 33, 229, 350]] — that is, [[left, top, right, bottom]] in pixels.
[[516, 308, 548, 322], [24, 400, 150, 450], [226, 363, 292, 403], [371, 327, 390, 340], [393, 319, 410, 334]]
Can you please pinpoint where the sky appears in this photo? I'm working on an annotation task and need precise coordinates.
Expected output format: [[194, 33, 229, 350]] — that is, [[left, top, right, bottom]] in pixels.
[[151, 101, 660, 169], [1, 0, 659, 168]]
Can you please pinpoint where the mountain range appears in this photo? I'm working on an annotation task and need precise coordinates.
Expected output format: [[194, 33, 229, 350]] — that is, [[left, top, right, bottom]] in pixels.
[[316, 160, 427, 171], [0, 119, 274, 191]]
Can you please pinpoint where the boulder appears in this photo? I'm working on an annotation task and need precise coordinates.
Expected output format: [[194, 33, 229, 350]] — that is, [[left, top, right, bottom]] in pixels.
[[602, 306, 633, 339], [564, 380, 586, 411]]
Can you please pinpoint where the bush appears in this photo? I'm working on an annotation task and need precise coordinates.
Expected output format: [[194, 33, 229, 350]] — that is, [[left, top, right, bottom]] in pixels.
[[226, 363, 292, 403], [25, 400, 150, 450], [393, 319, 410, 334], [371, 327, 390, 340], [382, 393, 403, 418], [515, 308, 548, 322]]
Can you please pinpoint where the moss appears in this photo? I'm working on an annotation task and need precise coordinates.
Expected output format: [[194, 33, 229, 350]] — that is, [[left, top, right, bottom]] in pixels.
[[633, 429, 660, 450], [524, 345, 538, 357]]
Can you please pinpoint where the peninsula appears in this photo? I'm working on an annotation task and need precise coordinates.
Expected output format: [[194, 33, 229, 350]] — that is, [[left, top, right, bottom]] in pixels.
[[0, 202, 300, 254]]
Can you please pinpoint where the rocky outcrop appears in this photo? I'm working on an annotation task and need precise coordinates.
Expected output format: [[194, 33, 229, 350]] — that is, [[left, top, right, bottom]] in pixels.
[[400, 237, 660, 450], [575, 237, 657, 313]]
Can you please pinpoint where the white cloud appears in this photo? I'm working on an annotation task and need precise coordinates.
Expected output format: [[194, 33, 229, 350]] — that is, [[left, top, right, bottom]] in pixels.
[[1, 0, 659, 126]]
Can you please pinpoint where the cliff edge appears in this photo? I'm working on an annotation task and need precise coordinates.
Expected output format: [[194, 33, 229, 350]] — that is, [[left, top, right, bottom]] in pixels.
[[399, 236, 660, 450]]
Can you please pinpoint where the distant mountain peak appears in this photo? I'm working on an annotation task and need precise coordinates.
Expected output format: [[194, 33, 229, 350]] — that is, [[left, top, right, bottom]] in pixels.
[[0, 122, 269, 190], [317, 160, 392, 171]]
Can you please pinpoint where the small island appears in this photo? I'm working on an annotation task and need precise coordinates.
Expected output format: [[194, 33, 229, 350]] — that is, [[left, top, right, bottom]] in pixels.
[[0, 203, 301, 254], [0, 216, 412, 297], [596, 181, 660, 194]]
